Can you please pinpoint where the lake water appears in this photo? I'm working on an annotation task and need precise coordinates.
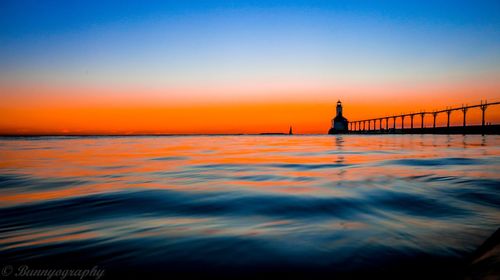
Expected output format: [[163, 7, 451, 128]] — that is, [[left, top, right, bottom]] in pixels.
[[0, 135, 499, 278]]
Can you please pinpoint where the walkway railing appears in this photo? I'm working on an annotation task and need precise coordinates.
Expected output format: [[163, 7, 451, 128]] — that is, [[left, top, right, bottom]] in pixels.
[[349, 100, 499, 133]]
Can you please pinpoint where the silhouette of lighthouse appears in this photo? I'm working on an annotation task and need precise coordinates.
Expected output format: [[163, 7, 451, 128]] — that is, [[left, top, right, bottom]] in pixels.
[[328, 100, 349, 134]]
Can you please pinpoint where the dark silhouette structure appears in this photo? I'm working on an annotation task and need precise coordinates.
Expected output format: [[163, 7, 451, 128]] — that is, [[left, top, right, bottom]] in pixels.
[[289, 126, 293, 135], [328, 100, 349, 134], [347, 100, 499, 135]]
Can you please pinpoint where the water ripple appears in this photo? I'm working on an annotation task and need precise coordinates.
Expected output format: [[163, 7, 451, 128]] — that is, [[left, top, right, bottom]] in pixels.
[[0, 135, 498, 277]]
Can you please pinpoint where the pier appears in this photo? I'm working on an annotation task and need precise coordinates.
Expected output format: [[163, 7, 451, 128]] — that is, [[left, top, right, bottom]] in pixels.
[[349, 100, 500, 134]]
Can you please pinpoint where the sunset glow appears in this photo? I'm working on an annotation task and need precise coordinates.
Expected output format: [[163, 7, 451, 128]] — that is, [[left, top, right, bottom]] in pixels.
[[1, 1, 500, 134]]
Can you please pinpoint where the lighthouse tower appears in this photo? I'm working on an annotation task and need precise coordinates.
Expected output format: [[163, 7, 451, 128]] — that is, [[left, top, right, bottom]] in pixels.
[[328, 100, 349, 134], [336, 100, 343, 117]]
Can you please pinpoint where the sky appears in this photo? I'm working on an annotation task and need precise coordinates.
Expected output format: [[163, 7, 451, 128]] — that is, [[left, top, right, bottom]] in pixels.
[[1, 0, 500, 134]]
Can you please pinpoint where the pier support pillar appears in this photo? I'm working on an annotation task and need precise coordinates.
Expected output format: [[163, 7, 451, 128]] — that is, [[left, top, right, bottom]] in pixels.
[[462, 106, 468, 127], [480, 101, 488, 135], [420, 113, 425, 129], [446, 110, 451, 128], [401, 116, 405, 130], [481, 103, 487, 127], [410, 115, 414, 129], [433, 112, 437, 129], [393, 117, 396, 130]]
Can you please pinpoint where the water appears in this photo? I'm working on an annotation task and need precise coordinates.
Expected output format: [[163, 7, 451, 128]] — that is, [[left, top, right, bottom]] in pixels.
[[0, 135, 499, 278]]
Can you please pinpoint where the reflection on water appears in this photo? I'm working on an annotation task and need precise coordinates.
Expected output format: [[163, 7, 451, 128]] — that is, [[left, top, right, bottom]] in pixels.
[[0, 135, 499, 277]]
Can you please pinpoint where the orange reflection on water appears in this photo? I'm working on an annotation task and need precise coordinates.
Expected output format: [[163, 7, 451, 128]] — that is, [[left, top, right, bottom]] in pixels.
[[0, 225, 98, 251], [0, 135, 499, 208], [0, 134, 499, 271]]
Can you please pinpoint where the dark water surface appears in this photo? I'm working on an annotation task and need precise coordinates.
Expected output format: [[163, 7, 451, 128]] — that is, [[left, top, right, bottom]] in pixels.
[[0, 135, 499, 278]]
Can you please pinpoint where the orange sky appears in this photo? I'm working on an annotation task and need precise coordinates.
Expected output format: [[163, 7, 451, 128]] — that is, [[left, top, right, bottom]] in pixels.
[[1, 80, 499, 135], [2, 1, 500, 135]]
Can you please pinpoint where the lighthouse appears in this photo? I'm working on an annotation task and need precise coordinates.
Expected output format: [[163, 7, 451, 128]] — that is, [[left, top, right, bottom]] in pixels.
[[328, 100, 349, 134]]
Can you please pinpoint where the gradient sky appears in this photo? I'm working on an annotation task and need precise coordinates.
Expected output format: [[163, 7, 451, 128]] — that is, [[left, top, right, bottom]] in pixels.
[[1, 0, 500, 134]]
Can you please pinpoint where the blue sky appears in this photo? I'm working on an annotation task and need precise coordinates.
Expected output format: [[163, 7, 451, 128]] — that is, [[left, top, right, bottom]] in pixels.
[[1, 0, 499, 90]]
